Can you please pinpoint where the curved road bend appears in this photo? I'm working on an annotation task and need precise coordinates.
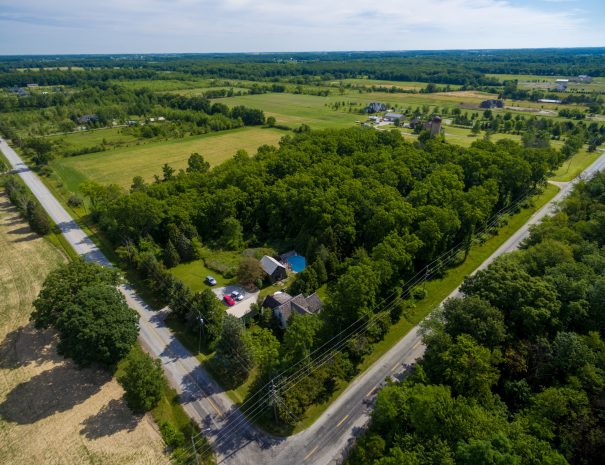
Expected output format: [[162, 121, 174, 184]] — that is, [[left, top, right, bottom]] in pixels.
[[2, 136, 605, 465]]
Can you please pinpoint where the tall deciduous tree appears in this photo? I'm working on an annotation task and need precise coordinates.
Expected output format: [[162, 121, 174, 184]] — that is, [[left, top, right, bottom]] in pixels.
[[56, 284, 139, 367], [32, 259, 120, 328], [213, 315, 252, 387]]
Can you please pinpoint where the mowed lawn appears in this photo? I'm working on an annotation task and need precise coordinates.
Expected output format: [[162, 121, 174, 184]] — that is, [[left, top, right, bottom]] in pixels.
[[0, 192, 168, 465], [53, 126, 285, 189]]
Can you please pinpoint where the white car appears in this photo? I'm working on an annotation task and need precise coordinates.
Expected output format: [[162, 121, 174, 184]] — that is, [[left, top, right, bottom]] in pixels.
[[231, 290, 245, 301]]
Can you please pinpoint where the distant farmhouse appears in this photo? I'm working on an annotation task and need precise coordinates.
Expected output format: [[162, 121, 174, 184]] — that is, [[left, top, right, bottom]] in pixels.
[[77, 114, 99, 125], [577, 75, 592, 83], [383, 112, 404, 122], [480, 99, 504, 109], [538, 99, 562, 104], [26, 83, 39, 88], [365, 102, 387, 113], [262, 292, 323, 328], [8, 87, 29, 97], [260, 255, 287, 283]]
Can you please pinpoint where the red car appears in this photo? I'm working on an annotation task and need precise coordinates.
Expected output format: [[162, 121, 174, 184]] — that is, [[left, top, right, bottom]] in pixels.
[[223, 294, 236, 306]]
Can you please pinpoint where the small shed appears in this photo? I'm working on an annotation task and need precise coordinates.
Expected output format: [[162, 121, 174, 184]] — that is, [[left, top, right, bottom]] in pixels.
[[260, 255, 287, 283]]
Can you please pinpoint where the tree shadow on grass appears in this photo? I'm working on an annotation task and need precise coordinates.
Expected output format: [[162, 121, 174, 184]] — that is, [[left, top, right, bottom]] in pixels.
[[0, 323, 55, 369], [6, 225, 31, 235], [0, 363, 111, 424], [79, 398, 140, 439]]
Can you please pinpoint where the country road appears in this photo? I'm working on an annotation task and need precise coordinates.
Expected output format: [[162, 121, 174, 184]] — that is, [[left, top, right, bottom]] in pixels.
[[2, 136, 605, 465]]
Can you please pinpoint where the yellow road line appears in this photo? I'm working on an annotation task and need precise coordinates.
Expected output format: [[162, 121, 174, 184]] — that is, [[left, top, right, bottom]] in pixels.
[[304, 445, 319, 461], [412, 339, 421, 350], [366, 386, 377, 397], [390, 362, 399, 372], [336, 414, 349, 428]]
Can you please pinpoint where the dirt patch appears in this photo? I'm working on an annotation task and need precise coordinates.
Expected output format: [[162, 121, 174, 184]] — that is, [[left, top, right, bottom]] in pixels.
[[0, 191, 168, 465]]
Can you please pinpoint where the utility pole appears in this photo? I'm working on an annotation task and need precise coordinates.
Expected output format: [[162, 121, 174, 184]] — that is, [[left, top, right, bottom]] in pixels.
[[191, 436, 200, 465]]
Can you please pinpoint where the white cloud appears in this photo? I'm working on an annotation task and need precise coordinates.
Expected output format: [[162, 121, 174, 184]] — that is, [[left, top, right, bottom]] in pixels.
[[0, 0, 602, 53]]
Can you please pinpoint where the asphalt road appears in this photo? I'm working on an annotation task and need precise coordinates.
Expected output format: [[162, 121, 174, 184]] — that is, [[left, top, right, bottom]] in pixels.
[[2, 136, 604, 465]]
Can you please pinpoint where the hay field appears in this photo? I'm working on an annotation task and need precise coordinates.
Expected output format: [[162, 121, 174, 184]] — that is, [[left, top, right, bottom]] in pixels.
[[52, 126, 284, 190], [0, 192, 168, 465]]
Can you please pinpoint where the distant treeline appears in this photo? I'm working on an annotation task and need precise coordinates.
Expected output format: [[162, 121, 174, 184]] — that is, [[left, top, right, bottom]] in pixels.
[[2, 49, 605, 88]]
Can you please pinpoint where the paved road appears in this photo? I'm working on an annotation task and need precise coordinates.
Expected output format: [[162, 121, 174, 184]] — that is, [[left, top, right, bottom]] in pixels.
[[2, 136, 604, 465]]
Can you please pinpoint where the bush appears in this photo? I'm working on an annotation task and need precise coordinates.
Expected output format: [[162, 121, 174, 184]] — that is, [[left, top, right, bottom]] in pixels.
[[26, 200, 52, 235], [67, 195, 83, 207], [159, 421, 186, 449], [119, 350, 164, 413]]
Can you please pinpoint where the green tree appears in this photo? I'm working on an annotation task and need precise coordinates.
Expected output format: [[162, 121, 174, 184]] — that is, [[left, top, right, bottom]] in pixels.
[[213, 315, 253, 387], [189, 290, 225, 347], [442, 296, 507, 349], [237, 256, 265, 287], [32, 259, 120, 328], [25, 199, 52, 235], [221, 216, 244, 250], [56, 284, 139, 367], [118, 350, 164, 413], [163, 239, 180, 268], [282, 314, 321, 363], [187, 152, 210, 173]]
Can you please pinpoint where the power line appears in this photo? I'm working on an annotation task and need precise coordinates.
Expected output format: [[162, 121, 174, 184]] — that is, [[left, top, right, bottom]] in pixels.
[[182, 185, 540, 460]]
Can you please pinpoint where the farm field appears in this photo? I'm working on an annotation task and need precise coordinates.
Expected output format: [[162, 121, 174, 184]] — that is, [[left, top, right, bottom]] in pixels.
[[51, 126, 285, 190], [49, 126, 140, 149], [0, 192, 168, 465], [211, 93, 362, 129], [486, 73, 605, 92], [331, 78, 463, 91]]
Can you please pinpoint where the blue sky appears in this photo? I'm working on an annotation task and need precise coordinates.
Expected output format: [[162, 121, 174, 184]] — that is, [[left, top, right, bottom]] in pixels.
[[0, 0, 604, 55]]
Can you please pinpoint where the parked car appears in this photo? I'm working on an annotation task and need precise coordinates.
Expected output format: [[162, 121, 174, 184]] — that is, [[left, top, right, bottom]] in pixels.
[[205, 276, 217, 286], [223, 295, 235, 306], [231, 290, 245, 301]]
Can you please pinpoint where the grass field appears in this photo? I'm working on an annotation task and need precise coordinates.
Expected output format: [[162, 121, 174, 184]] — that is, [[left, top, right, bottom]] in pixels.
[[51, 127, 285, 189], [551, 147, 601, 182], [49, 127, 140, 149], [212, 93, 362, 129], [0, 191, 168, 465], [486, 73, 605, 93]]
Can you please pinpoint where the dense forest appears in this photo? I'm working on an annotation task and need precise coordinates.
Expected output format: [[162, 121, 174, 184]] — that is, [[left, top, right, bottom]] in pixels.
[[2, 49, 605, 88], [347, 172, 605, 465], [76, 127, 567, 424]]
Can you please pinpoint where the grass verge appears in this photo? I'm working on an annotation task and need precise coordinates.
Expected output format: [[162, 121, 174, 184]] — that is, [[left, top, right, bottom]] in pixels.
[[551, 147, 600, 182]]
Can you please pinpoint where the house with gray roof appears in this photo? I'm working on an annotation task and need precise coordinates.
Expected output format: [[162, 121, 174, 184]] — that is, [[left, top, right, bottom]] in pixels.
[[262, 291, 323, 328], [260, 255, 287, 283]]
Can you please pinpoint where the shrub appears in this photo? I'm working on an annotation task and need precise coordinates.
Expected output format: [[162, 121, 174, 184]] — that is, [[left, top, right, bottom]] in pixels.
[[119, 350, 164, 413]]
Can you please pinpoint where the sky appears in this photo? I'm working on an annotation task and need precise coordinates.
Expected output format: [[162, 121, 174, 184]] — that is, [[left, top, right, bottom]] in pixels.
[[0, 0, 604, 55]]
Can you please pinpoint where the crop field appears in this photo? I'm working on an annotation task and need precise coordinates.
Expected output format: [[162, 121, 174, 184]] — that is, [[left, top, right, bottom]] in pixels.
[[332, 78, 463, 91], [0, 192, 168, 465], [52, 126, 285, 189], [214, 93, 361, 129]]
